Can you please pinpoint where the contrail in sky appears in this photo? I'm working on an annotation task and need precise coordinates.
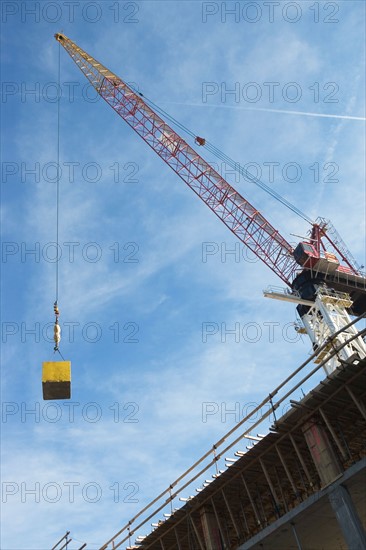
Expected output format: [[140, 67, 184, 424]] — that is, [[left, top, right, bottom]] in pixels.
[[237, 106, 366, 121], [163, 102, 366, 121]]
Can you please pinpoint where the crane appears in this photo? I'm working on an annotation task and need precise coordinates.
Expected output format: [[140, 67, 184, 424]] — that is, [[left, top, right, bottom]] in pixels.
[[54, 32, 366, 374]]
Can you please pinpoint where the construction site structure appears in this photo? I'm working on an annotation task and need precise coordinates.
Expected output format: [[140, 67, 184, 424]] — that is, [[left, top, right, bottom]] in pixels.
[[51, 33, 366, 549]]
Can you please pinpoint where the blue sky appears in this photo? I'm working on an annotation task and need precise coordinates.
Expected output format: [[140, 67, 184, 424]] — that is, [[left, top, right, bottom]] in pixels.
[[1, 1, 365, 548]]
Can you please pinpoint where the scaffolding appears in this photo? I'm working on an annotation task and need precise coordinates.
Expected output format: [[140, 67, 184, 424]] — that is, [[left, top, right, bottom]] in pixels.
[[99, 316, 366, 550]]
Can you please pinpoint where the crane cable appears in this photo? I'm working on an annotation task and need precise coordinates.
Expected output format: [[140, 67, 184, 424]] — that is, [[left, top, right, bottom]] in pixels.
[[131, 86, 313, 225], [204, 140, 313, 224], [54, 42, 64, 360]]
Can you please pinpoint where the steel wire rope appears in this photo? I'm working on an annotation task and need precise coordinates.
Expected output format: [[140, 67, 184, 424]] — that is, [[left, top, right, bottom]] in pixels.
[[53, 42, 64, 359], [129, 86, 313, 224]]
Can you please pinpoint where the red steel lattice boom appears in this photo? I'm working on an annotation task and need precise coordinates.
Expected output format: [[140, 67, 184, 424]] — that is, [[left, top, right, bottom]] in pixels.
[[55, 33, 299, 286]]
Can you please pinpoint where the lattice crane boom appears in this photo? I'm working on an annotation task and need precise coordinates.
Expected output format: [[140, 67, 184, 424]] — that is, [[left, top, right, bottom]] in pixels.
[[54, 32, 298, 286], [54, 33, 366, 315]]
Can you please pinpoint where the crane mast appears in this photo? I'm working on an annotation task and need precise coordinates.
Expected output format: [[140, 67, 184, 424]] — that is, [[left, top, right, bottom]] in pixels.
[[54, 33, 366, 373]]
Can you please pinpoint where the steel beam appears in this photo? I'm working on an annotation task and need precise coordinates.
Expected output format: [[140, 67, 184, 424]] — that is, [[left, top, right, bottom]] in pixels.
[[275, 444, 299, 499], [346, 386, 366, 420], [240, 474, 262, 527], [174, 528, 182, 550], [190, 514, 205, 550], [211, 498, 230, 548], [259, 458, 281, 517], [289, 433, 314, 489], [222, 489, 241, 539], [318, 407, 348, 461]]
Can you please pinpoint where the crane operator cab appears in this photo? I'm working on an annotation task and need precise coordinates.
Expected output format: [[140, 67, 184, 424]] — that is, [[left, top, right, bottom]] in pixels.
[[294, 242, 340, 274]]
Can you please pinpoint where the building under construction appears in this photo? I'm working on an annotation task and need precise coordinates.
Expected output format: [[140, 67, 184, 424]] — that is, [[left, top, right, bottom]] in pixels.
[[52, 329, 366, 550]]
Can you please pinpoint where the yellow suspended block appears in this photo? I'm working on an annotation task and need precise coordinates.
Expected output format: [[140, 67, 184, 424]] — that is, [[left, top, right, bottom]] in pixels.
[[42, 361, 71, 400]]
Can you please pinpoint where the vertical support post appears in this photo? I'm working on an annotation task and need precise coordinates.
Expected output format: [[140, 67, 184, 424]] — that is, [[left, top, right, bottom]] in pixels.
[[200, 506, 223, 550], [302, 418, 342, 486], [329, 484, 366, 549], [211, 498, 230, 548], [241, 474, 262, 527], [190, 514, 205, 550], [275, 444, 300, 500], [239, 500, 250, 535], [256, 485, 267, 523], [59, 539, 72, 550], [222, 489, 241, 539], [346, 386, 366, 420], [318, 407, 348, 461], [289, 434, 314, 490], [174, 528, 182, 550], [51, 532, 70, 550], [259, 458, 281, 517], [290, 522, 303, 550]]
